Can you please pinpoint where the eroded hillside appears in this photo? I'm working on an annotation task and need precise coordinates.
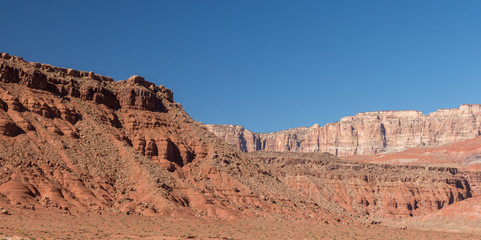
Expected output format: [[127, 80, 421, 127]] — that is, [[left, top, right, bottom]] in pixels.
[[250, 152, 479, 222], [0, 53, 324, 219]]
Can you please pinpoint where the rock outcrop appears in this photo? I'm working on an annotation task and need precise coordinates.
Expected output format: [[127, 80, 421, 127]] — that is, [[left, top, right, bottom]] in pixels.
[[251, 152, 475, 220], [0, 53, 320, 219], [206, 107, 481, 156]]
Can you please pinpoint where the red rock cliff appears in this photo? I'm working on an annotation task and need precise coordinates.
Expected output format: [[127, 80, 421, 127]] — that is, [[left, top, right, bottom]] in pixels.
[[0, 53, 323, 219], [206, 107, 481, 156]]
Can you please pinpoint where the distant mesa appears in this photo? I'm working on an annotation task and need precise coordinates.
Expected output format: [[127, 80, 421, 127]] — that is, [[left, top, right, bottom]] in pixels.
[[206, 104, 481, 156]]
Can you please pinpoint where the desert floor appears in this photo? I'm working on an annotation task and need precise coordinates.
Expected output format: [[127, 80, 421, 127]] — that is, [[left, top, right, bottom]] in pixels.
[[1, 207, 480, 240]]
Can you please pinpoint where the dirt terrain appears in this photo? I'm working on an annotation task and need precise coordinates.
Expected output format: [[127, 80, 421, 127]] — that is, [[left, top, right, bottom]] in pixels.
[[0, 53, 480, 239], [2, 208, 480, 239]]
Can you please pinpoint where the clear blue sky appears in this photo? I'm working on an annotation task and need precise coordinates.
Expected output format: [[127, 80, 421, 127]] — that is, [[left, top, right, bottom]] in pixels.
[[2, 1, 481, 132]]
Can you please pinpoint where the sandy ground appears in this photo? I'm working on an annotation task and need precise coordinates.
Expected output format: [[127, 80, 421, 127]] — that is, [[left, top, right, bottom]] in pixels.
[[0, 207, 480, 240]]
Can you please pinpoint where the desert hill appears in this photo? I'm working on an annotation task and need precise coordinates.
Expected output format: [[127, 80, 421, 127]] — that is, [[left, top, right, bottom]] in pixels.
[[0, 53, 324, 219]]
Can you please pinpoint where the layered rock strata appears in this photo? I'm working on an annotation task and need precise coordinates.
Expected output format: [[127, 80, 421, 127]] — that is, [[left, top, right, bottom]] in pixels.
[[0, 53, 323, 219], [206, 106, 481, 156], [250, 152, 476, 219]]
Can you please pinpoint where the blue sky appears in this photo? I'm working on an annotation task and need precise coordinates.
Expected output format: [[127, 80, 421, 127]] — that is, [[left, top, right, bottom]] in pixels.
[[1, 1, 481, 132]]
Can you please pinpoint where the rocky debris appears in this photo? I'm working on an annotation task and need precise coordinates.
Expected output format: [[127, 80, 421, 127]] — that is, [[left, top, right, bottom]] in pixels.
[[0, 53, 113, 83], [206, 105, 481, 156], [0, 110, 20, 136], [0, 207, 8, 215], [0, 53, 11, 59], [127, 75, 150, 87], [67, 69, 80, 77]]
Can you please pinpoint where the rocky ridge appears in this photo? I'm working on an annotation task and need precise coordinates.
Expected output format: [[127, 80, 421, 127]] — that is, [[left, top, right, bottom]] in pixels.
[[0, 52, 318, 219], [206, 106, 481, 156]]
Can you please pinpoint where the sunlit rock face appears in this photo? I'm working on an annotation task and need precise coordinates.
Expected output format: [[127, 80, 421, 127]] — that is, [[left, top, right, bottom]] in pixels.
[[206, 105, 481, 156]]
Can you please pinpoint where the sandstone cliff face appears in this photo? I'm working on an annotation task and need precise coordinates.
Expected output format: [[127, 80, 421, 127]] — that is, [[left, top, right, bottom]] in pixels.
[[206, 107, 481, 156]]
